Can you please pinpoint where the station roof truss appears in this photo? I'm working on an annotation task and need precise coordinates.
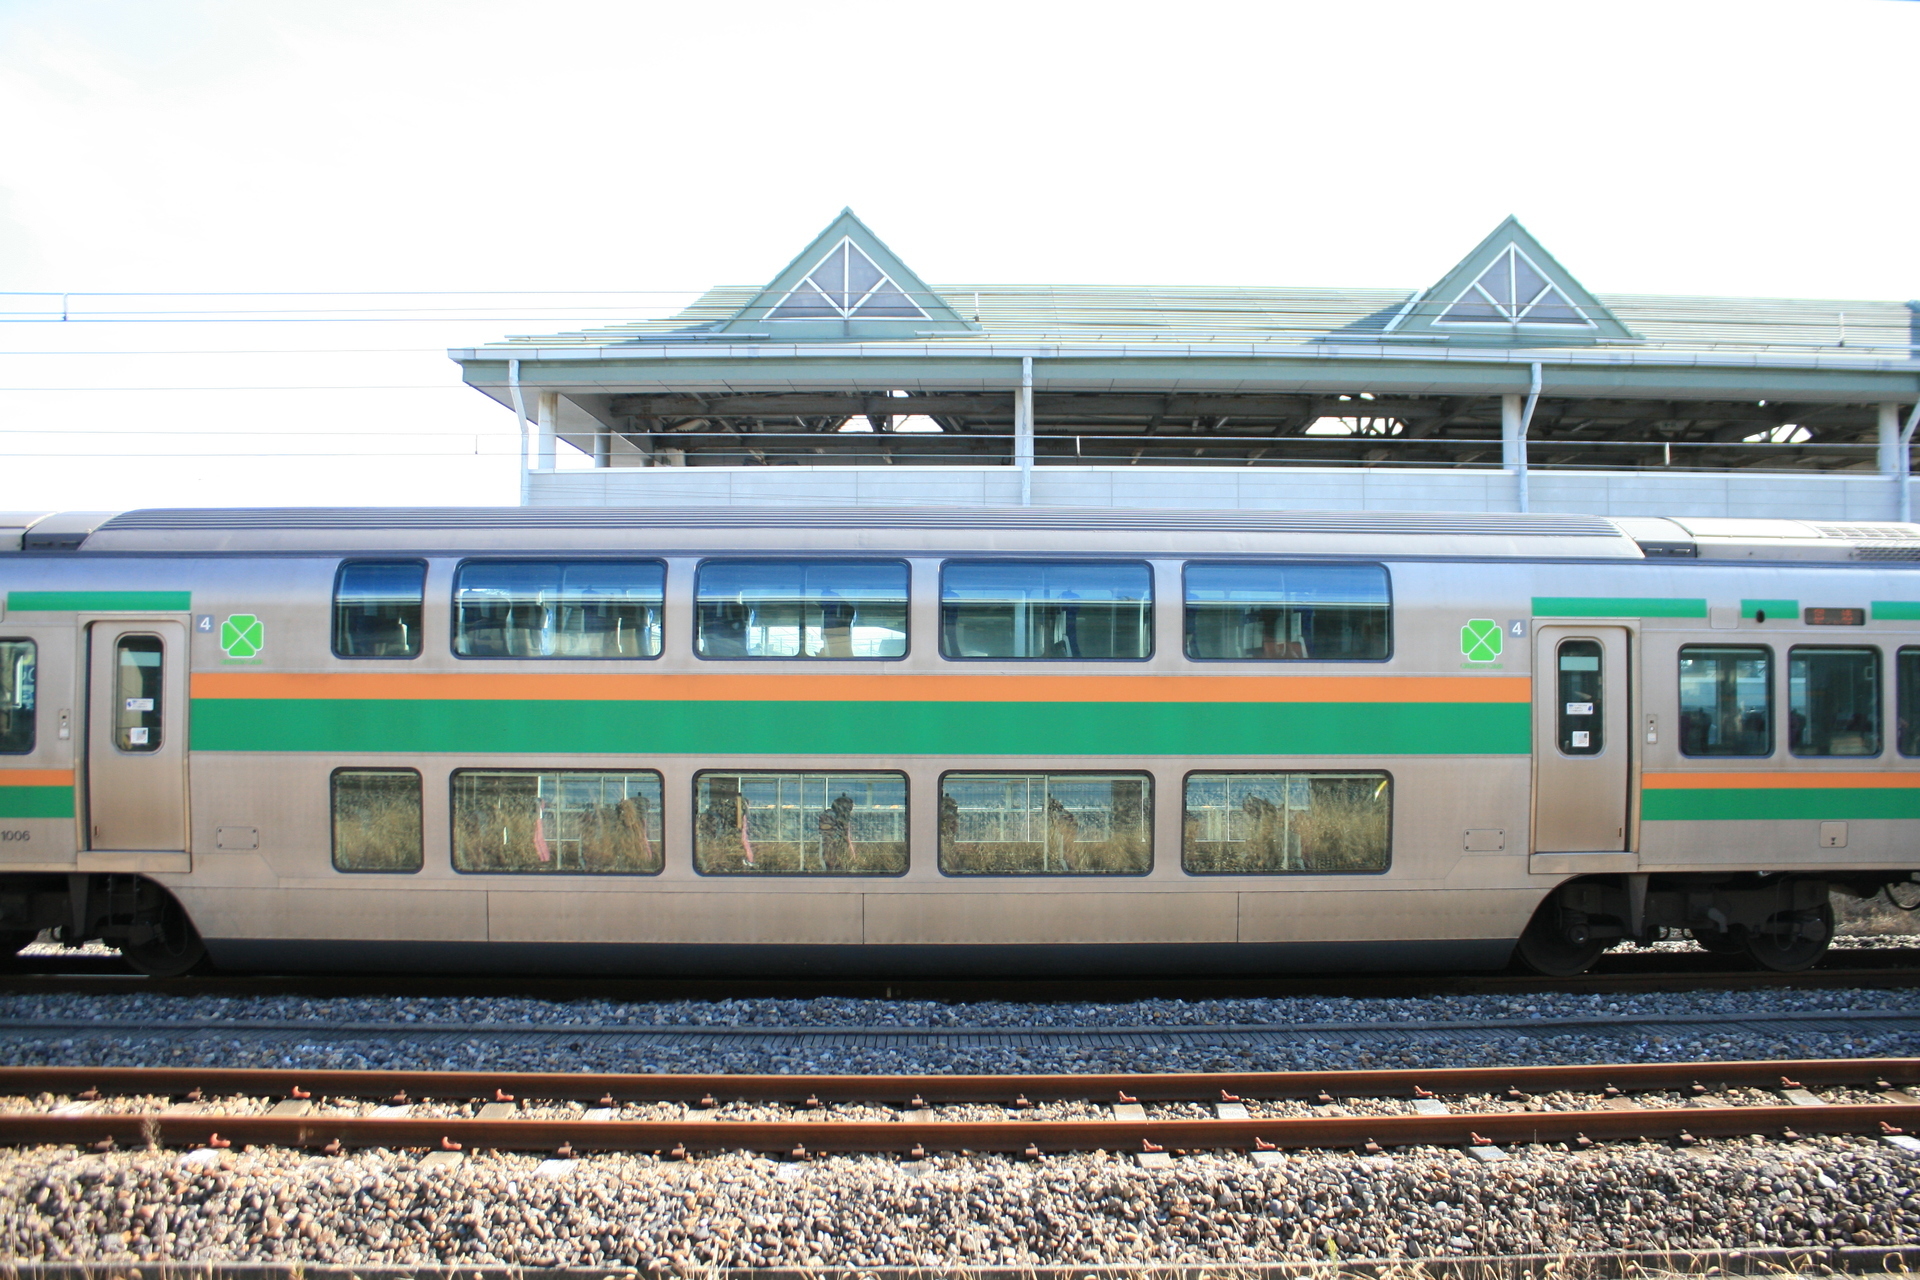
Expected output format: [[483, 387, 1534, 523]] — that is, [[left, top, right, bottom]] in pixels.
[[452, 211, 1920, 474]]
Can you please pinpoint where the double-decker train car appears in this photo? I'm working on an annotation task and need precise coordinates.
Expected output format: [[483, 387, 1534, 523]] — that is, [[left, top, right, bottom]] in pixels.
[[1, 505, 1916, 978]]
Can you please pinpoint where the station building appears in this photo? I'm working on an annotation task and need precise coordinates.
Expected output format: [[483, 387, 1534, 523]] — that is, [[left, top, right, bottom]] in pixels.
[[451, 210, 1919, 524]]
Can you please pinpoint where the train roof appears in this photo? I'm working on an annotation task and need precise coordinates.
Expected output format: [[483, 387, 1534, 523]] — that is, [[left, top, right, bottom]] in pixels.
[[2, 507, 1918, 563]]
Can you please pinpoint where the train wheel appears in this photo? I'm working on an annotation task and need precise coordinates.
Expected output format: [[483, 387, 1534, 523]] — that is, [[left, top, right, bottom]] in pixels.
[[1742, 901, 1833, 973], [1515, 900, 1606, 976], [1688, 928, 1745, 955], [118, 893, 206, 978]]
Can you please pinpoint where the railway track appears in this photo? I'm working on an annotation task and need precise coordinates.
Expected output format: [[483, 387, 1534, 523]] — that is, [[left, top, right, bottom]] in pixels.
[[7, 944, 1920, 1001], [7, 1059, 1920, 1162]]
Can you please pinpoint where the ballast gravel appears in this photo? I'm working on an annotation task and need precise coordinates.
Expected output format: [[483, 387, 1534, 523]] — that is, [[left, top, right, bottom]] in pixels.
[[2, 1136, 1919, 1269]]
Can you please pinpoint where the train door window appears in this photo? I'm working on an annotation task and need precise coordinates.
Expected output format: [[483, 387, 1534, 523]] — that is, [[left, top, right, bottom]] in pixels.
[[113, 635, 163, 753], [1185, 563, 1391, 661], [331, 769, 423, 873], [1678, 645, 1772, 756], [693, 771, 907, 874], [452, 770, 664, 874], [695, 561, 907, 659], [0, 640, 33, 754], [334, 561, 426, 659], [455, 560, 665, 659], [1789, 647, 1881, 757], [1183, 772, 1391, 874], [938, 772, 1151, 874], [1556, 639, 1604, 755], [940, 562, 1153, 660], [1900, 648, 1920, 757]]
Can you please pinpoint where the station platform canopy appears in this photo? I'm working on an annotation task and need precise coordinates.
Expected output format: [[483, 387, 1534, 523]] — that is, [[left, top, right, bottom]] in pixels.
[[450, 210, 1920, 521]]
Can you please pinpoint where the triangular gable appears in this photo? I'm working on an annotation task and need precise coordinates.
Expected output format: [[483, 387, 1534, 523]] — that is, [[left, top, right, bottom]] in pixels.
[[1386, 216, 1635, 342], [722, 209, 976, 337]]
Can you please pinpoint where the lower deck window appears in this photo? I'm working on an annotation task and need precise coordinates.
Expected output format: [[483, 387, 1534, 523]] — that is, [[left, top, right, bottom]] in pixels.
[[939, 772, 1151, 875], [694, 772, 907, 874], [1183, 772, 1391, 874], [452, 770, 664, 874], [331, 769, 423, 873]]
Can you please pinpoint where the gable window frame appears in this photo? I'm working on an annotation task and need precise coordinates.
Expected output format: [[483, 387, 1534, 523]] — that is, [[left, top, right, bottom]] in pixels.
[[1434, 243, 1597, 330], [766, 237, 930, 322]]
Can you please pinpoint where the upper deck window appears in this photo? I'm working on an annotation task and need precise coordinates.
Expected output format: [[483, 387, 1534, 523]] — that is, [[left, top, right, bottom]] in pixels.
[[1185, 563, 1390, 661], [455, 560, 664, 659], [940, 561, 1152, 660], [334, 561, 425, 659], [695, 561, 907, 659]]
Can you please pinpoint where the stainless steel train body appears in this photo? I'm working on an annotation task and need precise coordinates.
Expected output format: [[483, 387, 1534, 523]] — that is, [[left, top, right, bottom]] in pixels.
[[2, 506, 1916, 977]]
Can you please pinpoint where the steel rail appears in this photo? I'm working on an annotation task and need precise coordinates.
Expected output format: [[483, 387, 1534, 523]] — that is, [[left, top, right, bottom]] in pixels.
[[4, 1105, 1918, 1158], [3, 1058, 1916, 1106]]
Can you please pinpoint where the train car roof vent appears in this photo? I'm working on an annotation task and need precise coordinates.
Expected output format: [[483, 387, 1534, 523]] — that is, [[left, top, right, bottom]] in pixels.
[[1854, 543, 1920, 561], [1635, 540, 1698, 558], [21, 511, 122, 551]]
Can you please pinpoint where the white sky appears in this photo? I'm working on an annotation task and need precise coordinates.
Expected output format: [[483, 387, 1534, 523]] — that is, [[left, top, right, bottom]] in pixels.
[[2, 0, 1915, 511]]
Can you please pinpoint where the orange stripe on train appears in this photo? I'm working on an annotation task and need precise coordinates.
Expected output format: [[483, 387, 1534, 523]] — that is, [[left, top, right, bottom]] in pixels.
[[1643, 771, 1920, 790], [0, 770, 75, 787], [191, 671, 1532, 705]]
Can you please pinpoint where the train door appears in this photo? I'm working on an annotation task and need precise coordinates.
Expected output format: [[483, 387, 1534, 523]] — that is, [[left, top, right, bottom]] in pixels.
[[85, 619, 188, 851], [1532, 624, 1630, 852]]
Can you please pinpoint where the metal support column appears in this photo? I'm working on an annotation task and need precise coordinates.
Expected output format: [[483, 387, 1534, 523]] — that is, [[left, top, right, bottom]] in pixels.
[[1017, 356, 1035, 506], [1501, 367, 1543, 514]]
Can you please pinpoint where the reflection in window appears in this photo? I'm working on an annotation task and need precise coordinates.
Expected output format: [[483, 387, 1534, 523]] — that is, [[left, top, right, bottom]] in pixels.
[[331, 769, 422, 873], [694, 772, 907, 875], [768, 238, 928, 320], [1679, 646, 1772, 757], [697, 561, 907, 659], [1900, 648, 1920, 757], [0, 640, 33, 755], [1436, 245, 1588, 326], [334, 561, 425, 659], [456, 561, 664, 659], [1557, 640, 1603, 755], [453, 770, 663, 874], [1185, 563, 1390, 661], [941, 562, 1152, 660], [1790, 647, 1881, 757], [1183, 773, 1391, 875], [939, 773, 1151, 875], [114, 636, 162, 753]]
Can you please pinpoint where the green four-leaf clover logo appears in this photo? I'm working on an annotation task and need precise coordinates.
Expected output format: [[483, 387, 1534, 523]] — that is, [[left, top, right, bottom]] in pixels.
[[221, 614, 264, 659], [1460, 618, 1502, 663]]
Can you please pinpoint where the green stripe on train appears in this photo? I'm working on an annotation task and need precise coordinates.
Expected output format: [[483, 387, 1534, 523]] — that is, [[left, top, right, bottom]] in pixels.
[[0, 787, 74, 819], [1874, 602, 1920, 621], [1644, 787, 1920, 822], [188, 698, 1533, 756], [1533, 597, 1708, 618], [5, 590, 190, 612]]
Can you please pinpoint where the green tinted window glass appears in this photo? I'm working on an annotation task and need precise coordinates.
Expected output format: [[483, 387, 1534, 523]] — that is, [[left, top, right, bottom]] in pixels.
[[1900, 648, 1920, 758], [1678, 646, 1772, 757], [453, 770, 664, 874], [455, 560, 664, 659], [0, 640, 33, 754], [696, 561, 906, 659], [334, 561, 425, 659], [1790, 647, 1881, 757], [1557, 639, 1603, 756], [1183, 772, 1391, 875], [1185, 563, 1390, 660], [114, 635, 163, 753], [941, 562, 1152, 660], [694, 772, 907, 875], [331, 770, 422, 873]]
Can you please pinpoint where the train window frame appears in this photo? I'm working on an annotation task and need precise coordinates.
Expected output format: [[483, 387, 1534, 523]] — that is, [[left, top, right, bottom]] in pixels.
[[1899, 646, 1920, 758], [692, 558, 911, 662], [1180, 769, 1394, 877], [112, 634, 164, 754], [1181, 560, 1394, 664], [1787, 645, 1883, 759], [690, 769, 911, 877], [938, 560, 1156, 662], [451, 558, 667, 662], [329, 767, 424, 874], [449, 768, 667, 877], [1677, 644, 1774, 758], [935, 769, 1155, 877], [0, 638, 34, 755], [332, 559, 427, 661]]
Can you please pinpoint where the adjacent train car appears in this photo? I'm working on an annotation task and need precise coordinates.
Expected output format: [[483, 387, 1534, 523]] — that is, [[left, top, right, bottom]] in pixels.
[[1, 506, 1916, 978]]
